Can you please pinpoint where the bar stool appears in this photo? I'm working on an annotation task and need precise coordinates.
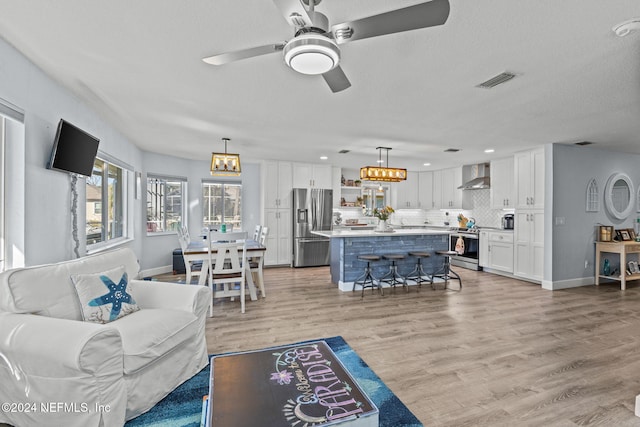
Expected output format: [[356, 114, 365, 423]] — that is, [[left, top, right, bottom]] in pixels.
[[352, 255, 383, 297], [406, 251, 433, 290], [380, 253, 408, 291], [432, 250, 462, 290]]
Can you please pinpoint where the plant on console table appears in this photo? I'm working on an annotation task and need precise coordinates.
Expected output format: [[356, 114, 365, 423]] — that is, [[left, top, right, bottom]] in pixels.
[[373, 206, 394, 231]]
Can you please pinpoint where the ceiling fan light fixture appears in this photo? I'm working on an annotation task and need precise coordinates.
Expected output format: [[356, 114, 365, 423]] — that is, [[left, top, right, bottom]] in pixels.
[[283, 33, 340, 75]]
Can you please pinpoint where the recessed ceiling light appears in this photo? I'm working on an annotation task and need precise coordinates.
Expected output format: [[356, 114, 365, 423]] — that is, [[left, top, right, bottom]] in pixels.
[[320, 156, 328, 160], [484, 149, 495, 153], [444, 148, 460, 152], [423, 163, 431, 166], [574, 141, 594, 146]]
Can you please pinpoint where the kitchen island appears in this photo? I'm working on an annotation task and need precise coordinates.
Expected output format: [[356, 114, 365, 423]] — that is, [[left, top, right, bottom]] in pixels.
[[312, 228, 450, 291]]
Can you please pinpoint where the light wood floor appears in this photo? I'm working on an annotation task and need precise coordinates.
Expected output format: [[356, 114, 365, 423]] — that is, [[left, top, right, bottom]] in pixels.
[[161, 266, 640, 426]]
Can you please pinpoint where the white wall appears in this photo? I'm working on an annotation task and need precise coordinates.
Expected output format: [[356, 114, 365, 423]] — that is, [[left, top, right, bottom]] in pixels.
[[0, 36, 143, 266], [1, 35, 263, 271], [140, 152, 261, 272], [552, 144, 640, 284]]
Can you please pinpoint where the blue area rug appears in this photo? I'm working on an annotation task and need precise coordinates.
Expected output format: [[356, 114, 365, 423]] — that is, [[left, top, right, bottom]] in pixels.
[[126, 336, 422, 427]]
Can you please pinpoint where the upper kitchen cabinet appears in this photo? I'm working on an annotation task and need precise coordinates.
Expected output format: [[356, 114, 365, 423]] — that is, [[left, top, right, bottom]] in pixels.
[[433, 170, 443, 209], [263, 161, 292, 209], [515, 148, 545, 209], [490, 157, 515, 209], [292, 163, 332, 189], [439, 166, 463, 209], [418, 171, 434, 209], [332, 166, 342, 208], [393, 172, 419, 208]]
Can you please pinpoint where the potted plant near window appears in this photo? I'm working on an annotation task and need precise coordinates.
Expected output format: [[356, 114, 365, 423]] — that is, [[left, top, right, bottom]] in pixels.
[[354, 179, 361, 187]]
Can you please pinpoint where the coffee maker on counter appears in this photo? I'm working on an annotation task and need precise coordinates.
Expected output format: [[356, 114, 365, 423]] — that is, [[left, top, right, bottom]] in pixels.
[[502, 213, 514, 230]]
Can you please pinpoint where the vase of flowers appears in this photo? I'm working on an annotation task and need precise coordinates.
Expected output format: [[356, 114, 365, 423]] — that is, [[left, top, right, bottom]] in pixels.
[[373, 205, 394, 231]]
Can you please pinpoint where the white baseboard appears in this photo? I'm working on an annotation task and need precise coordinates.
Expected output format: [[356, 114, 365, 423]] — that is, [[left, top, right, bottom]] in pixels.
[[542, 276, 594, 290], [139, 264, 172, 279]]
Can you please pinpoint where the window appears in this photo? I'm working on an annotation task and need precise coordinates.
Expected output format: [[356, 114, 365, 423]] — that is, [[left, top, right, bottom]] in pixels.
[[146, 175, 187, 233], [0, 117, 4, 271], [202, 181, 242, 230], [86, 157, 127, 247], [0, 99, 26, 270]]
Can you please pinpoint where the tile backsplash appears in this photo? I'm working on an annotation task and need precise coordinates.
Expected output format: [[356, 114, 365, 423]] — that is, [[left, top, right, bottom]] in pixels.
[[333, 189, 512, 228]]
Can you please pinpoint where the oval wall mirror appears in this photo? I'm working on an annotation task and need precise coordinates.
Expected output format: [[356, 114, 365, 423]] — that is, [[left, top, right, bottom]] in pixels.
[[604, 172, 635, 220]]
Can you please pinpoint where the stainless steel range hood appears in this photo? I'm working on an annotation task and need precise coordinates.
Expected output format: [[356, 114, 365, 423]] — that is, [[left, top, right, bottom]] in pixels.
[[458, 163, 490, 190]]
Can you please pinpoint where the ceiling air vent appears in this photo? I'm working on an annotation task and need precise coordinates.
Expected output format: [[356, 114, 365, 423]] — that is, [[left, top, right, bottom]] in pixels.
[[476, 72, 517, 89], [338, 149, 350, 154], [575, 141, 594, 146], [444, 148, 460, 152]]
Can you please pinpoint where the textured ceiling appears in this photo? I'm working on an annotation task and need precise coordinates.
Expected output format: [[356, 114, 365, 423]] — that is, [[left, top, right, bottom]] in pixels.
[[1, 0, 640, 171]]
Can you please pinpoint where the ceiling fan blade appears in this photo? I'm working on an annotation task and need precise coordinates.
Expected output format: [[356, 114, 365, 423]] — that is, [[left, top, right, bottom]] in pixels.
[[202, 43, 286, 66], [322, 66, 351, 93], [331, 0, 450, 45], [271, 0, 313, 28]]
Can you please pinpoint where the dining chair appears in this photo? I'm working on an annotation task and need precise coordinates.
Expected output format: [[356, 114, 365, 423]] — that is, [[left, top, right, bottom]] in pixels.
[[181, 225, 191, 242], [209, 230, 248, 242], [206, 240, 249, 315], [252, 225, 262, 241], [177, 227, 202, 284], [250, 226, 268, 298], [259, 226, 269, 246]]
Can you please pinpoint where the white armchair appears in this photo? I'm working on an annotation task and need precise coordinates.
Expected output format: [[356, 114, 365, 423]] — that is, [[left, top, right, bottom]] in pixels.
[[0, 247, 210, 427]]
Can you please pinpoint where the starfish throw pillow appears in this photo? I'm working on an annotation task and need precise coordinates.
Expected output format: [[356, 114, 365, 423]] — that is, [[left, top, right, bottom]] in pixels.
[[72, 265, 140, 324]]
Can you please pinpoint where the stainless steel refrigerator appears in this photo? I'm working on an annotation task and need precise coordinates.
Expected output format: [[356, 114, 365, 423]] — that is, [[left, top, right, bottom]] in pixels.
[[292, 188, 333, 267]]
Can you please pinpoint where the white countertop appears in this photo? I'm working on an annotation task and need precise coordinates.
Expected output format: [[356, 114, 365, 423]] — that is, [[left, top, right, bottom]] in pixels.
[[312, 228, 451, 238]]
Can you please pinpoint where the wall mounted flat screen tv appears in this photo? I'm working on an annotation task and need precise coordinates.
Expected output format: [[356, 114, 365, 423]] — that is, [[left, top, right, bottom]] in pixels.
[[47, 119, 100, 178]]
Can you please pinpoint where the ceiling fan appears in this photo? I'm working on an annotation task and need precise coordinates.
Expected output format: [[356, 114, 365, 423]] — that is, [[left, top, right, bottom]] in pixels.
[[202, 0, 450, 93]]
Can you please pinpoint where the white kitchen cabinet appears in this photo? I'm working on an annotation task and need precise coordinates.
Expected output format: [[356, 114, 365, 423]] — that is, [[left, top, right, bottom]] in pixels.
[[394, 171, 419, 208], [418, 171, 434, 209], [490, 157, 515, 209], [332, 166, 342, 208], [441, 166, 463, 209], [515, 148, 544, 209], [432, 170, 443, 209], [514, 210, 544, 280], [263, 161, 293, 266], [264, 208, 291, 266], [263, 161, 292, 210], [292, 163, 332, 189], [479, 230, 489, 267], [487, 231, 514, 273]]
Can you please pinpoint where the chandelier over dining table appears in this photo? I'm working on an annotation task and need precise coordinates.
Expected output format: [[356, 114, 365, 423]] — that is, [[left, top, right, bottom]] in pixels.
[[210, 137, 241, 176], [359, 147, 407, 182]]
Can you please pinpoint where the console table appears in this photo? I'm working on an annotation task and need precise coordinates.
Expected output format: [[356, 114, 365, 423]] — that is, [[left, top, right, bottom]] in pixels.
[[595, 241, 640, 290]]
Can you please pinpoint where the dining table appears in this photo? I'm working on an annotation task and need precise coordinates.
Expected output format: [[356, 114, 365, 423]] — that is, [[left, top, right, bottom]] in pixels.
[[182, 239, 267, 300]]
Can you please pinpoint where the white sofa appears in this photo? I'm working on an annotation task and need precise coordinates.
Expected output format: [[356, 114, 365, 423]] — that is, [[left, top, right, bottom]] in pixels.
[[0, 247, 210, 427]]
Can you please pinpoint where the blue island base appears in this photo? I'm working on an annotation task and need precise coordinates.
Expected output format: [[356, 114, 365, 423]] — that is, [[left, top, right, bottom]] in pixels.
[[330, 233, 450, 292]]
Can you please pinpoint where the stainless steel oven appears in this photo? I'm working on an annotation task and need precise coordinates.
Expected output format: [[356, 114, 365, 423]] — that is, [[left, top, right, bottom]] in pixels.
[[449, 229, 482, 271]]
